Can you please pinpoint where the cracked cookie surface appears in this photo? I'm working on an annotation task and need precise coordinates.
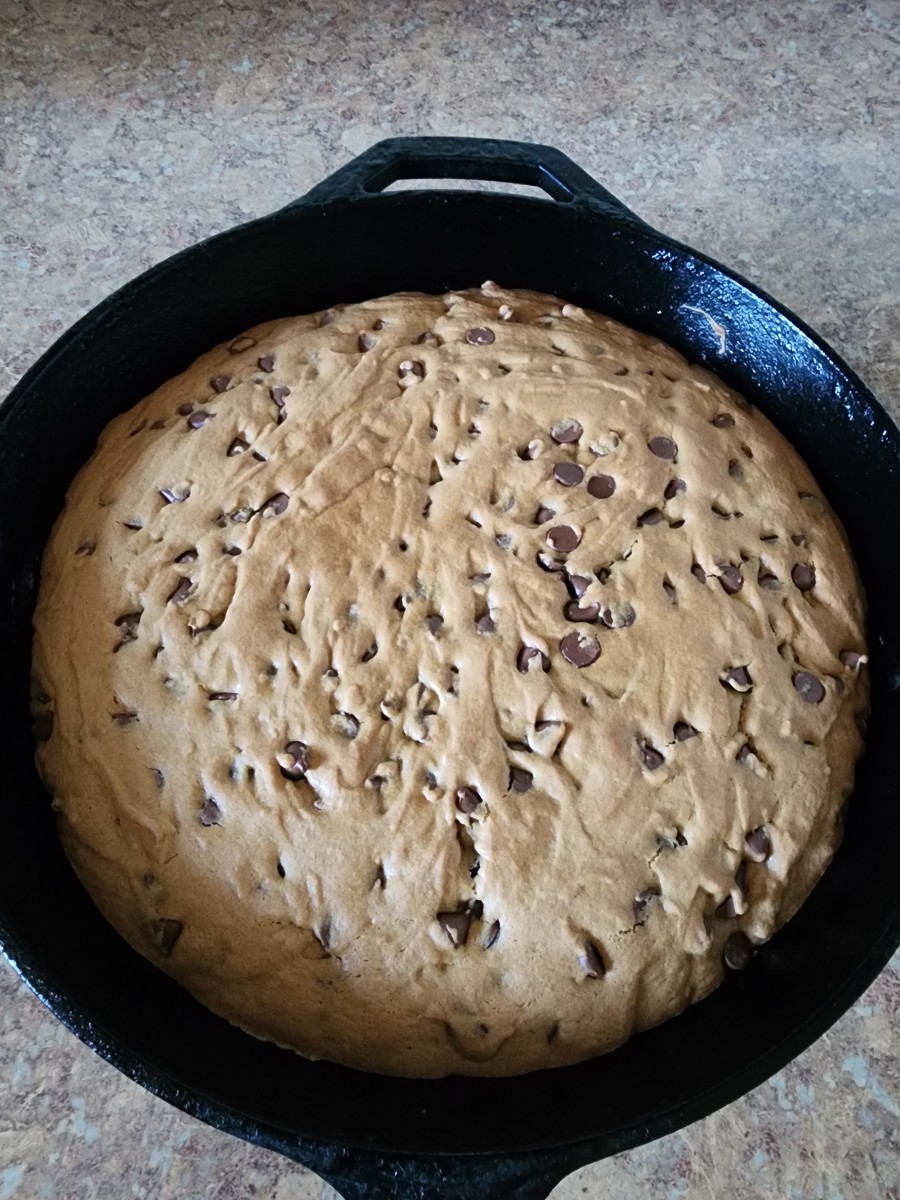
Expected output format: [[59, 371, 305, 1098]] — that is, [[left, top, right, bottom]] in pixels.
[[31, 284, 868, 1076]]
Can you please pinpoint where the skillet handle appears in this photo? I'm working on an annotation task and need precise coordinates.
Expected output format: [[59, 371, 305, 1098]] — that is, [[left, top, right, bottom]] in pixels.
[[317, 1156, 570, 1200], [295, 135, 650, 227]]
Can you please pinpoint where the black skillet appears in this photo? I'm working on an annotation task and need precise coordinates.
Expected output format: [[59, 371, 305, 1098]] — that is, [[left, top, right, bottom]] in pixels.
[[1, 137, 899, 1200]]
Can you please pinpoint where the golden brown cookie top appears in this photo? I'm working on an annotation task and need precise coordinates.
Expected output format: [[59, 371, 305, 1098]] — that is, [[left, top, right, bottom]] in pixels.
[[32, 284, 867, 1076]]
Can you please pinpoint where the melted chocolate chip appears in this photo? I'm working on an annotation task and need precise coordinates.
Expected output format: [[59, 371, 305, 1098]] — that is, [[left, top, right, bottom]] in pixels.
[[673, 721, 699, 741], [723, 931, 754, 970], [712, 413, 735, 428], [633, 887, 660, 923], [154, 918, 183, 956], [587, 473, 616, 499], [509, 766, 534, 793], [167, 576, 193, 604], [456, 786, 482, 814], [199, 797, 221, 826], [227, 435, 250, 456], [580, 940, 606, 978], [560, 631, 600, 668], [483, 919, 501, 949], [663, 478, 686, 499], [793, 671, 825, 704], [550, 418, 582, 444], [517, 645, 551, 673], [648, 435, 677, 460], [791, 563, 816, 592], [187, 410, 214, 429], [271, 384, 290, 407], [535, 505, 556, 525], [722, 666, 753, 692], [554, 461, 584, 487], [257, 354, 276, 372], [210, 374, 231, 393], [746, 826, 771, 861], [466, 327, 495, 346], [639, 740, 665, 770], [637, 507, 664, 526], [546, 525, 581, 552], [279, 741, 310, 780], [718, 566, 743, 595], [438, 909, 472, 947], [261, 492, 289, 517], [475, 613, 496, 634], [564, 600, 600, 623]]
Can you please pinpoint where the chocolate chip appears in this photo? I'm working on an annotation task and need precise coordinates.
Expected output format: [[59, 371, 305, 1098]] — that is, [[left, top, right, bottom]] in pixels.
[[721, 666, 753, 692], [791, 563, 816, 591], [210, 374, 231, 393], [565, 572, 592, 599], [199, 797, 221, 826], [550, 418, 582, 444], [470, 571, 491, 584], [537, 553, 566, 573], [674, 721, 699, 741], [535, 505, 555, 525], [746, 826, 771, 861], [736, 742, 755, 764], [793, 671, 825, 704], [791, 532, 805, 546], [554, 461, 584, 487], [271, 385, 290, 407], [334, 712, 360, 739], [580, 940, 606, 978], [586, 473, 616, 499], [648, 435, 677, 460], [663, 478, 686, 499], [506, 741, 530, 752], [358, 332, 376, 352], [637, 507, 664, 526], [154, 918, 183, 956], [33, 711, 54, 742], [187, 410, 214, 429], [282, 619, 297, 634], [723, 931, 754, 970], [360, 641, 378, 663], [223, 545, 242, 557], [758, 568, 779, 589], [509, 767, 534, 793], [227, 435, 250, 456], [229, 334, 257, 353], [438, 909, 472, 947], [150, 419, 166, 430], [717, 895, 739, 920], [712, 414, 735, 428], [466, 327, 495, 345], [456, 786, 482, 814], [151, 767, 165, 790], [691, 563, 707, 584], [279, 741, 310, 780], [633, 887, 660, 923], [426, 613, 444, 635], [76, 539, 96, 556], [599, 603, 636, 629], [167, 576, 193, 604], [177, 402, 194, 416], [639, 740, 665, 770], [208, 691, 237, 702], [839, 650, 865, 669], [518, 440, 541, 460], [483, 920, 501, 949], [728, 459, 743, 479], [663, 578, 677, 603], [718, 566, 743, 595], [258, 355, 276, 372], [546, 525, 581, 552], [399, 359, 425, 380], [560, 631, 600, 668], [596, 567, 611, 584], [261, 492, 289, 517], [475, 613, 496, 634], [517, 645, 551, 673], [564, 600, 600, 623]]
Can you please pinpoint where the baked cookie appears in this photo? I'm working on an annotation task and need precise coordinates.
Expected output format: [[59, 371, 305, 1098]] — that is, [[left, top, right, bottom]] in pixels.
[[32, 284, 868, 1076]]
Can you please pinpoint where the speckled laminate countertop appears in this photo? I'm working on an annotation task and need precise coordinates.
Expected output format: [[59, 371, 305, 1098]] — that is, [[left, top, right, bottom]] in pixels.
[[1, 2, 898, 1197]]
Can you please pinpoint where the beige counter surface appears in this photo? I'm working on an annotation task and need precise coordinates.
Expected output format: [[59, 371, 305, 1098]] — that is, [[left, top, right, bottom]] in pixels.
[[1, 1, 898, 1197]]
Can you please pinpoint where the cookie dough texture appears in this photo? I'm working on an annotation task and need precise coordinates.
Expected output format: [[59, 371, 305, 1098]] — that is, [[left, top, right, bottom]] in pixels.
[[32, 284, 868, 1077]]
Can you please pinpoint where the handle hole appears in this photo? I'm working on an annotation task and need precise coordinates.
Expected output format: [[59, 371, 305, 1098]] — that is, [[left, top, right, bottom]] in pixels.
[[361, 159, 574, 203], [374, 177, 567, 202]]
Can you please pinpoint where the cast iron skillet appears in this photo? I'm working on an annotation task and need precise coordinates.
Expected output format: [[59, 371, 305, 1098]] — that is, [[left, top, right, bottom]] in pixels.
[[1, 137, 899, 1200]]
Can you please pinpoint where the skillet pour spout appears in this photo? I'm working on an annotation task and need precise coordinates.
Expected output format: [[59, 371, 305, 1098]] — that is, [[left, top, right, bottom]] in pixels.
[[1, 136, 899, 1199]]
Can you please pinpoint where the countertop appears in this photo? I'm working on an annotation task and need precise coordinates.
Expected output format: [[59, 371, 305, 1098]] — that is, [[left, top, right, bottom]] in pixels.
[[1, 1, 898, 1196]]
